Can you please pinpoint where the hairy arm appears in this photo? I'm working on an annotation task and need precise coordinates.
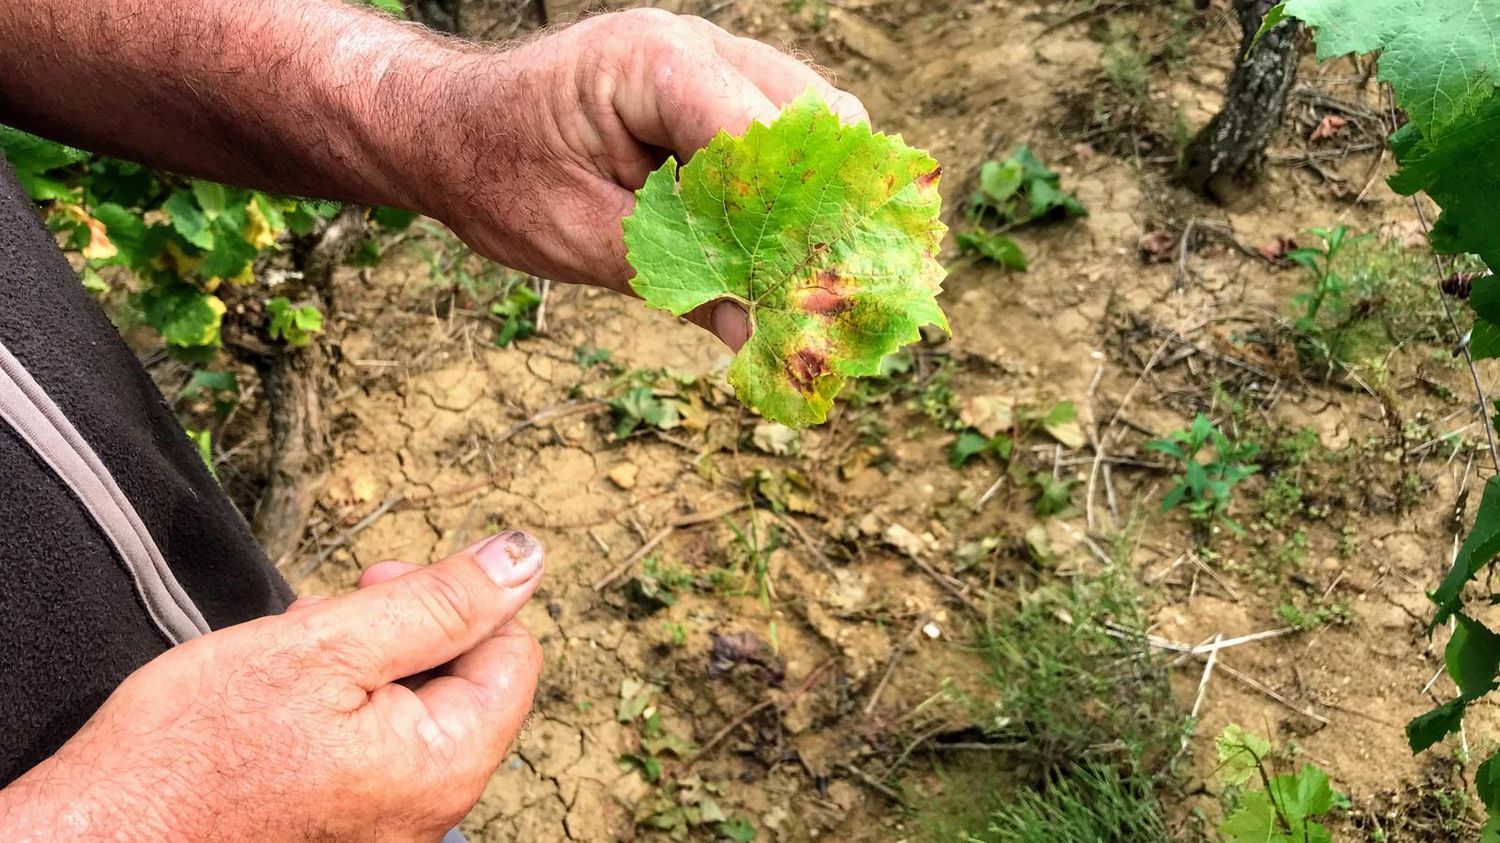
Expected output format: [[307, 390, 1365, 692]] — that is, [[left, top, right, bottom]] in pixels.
[[0, 1, 866, 341], [0, 0, 458, 213]]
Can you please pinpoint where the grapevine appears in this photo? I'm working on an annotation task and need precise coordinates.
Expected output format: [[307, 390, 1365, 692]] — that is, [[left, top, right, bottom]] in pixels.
[[1271, 0, 1500, 834]]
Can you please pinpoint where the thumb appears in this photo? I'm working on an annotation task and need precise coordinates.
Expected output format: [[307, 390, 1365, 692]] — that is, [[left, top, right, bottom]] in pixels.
[[299, 531, 544, 689]]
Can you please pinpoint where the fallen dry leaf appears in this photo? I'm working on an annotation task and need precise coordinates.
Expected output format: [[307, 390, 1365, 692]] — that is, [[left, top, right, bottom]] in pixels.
[[959, 395, 1014, 438], [1257, 236, 1300, 266], [1138, 230, 1179, 264], [1309, 113, 1348, 142], [708, 631, 785, 685]]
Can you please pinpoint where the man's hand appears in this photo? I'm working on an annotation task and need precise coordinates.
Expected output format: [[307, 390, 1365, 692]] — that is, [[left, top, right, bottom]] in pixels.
[[0, 2, 867, 350], [0, 532, 545, 841], [412, 10, 870, 348]]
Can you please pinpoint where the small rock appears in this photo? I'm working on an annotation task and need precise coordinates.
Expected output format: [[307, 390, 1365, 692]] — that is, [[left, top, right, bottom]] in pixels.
[[608, 463, 638, 490]]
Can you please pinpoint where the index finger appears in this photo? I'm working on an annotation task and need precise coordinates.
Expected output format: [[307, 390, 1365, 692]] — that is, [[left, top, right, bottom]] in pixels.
[[685, 20, 870, 125]]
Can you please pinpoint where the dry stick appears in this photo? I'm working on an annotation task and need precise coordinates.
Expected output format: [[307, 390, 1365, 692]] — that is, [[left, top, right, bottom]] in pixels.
[[494, 400, 604, 446], [1189, 552, 1242, 602], [592, 502, 751, 590], [1190, 633, 1224, 721], [1215, 662, 1331, 726], [909, 554, 982, 615], [776, 512, 832, 571], [1084, 363, 1107, 531], [973, 472, 1006, 512], [839, 762, 909, 807], [865, 616, 929, 715], [1174, 218, 1200, 293], [1126, 628, 1332, 726], [882, 721, 950, 779], [1105, 337, 1172, 435]]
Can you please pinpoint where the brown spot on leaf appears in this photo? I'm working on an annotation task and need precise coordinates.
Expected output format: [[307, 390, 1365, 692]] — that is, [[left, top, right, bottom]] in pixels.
[[915, 166, 942, 189], [800, 168, 815, 184], [801, 268, 853, 318], [802, 289, 852, 318], [785, 348, 829, 394]]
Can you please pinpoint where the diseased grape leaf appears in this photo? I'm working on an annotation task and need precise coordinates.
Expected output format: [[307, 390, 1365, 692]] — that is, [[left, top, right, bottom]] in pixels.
[[623, 90, 948, 428]]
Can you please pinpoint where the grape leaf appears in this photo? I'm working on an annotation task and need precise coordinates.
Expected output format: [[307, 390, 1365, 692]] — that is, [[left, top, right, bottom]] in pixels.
[[1278, 0, 1500, 134], [623, 91, 948, 428], [142, 282, 226, 348]]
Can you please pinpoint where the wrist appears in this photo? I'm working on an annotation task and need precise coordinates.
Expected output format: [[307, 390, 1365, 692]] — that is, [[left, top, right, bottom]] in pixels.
[[313, 24, 489, 216], [0, 758, 147, 840]]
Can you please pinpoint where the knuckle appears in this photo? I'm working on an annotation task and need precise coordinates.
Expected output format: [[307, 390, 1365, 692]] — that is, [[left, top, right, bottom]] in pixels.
[[408, 567, 482, 644], [615, 6, 678, 29]]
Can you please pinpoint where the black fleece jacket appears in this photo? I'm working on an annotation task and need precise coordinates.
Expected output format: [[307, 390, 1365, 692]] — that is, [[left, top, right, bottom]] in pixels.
[[0, 161, 293, 785]]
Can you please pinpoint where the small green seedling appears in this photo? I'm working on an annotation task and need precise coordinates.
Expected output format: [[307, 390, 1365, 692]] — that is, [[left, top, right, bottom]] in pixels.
[[1147, 414, 1259, 533], [1216, 725, 1346, 843], [959, 145, 1088, 270], [1286, 225, 1355, 331]]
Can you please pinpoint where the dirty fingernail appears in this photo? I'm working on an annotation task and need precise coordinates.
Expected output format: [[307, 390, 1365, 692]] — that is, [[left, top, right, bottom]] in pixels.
[[474, 530, 544, 587], [711, 301, 750, 351]]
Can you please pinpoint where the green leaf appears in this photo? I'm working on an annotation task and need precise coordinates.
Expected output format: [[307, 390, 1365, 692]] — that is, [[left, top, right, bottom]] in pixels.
[[265, 297, 324, 347], [1477, 750, 1500, 815], [1431, 476, 1500, 624], [623, 90, 948, 428], [141, 283, 225, 348], [191, 181, 228, 218], [1041, 399, 1086, 448], [1220, 790, 1286, 843], [617, 752, 662, 783], [0, 129, 85, 172], [1446, 613, 1500, 698], [185, 428, 215, 479], [371, 205, 419, 230], [950, 430, 992, 468], [202, 218, 259, 280], [163, 191, 214, 250], [185, 370, 239, 396], [90, 203, 150, 267], [1407, 695, 1469, 753], [1283, 0, 1500, 135], [977, 158, 1023, 206], [718, 817, 757, 842], [1216, 724, 1272, 788], [956, 229, 1027, 270], [1032, 472, 1075, 518], [1484, 814, 1500, 843], [1268, 764, 1335, 822]]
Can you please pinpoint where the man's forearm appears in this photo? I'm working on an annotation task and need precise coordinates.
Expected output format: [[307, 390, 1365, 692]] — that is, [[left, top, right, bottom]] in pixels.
[[0, 0, 479, 213]]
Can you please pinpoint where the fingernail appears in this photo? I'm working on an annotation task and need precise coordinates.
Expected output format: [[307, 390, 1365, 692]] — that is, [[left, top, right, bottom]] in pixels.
[[711, 301, 750, 351], [474, 530, 543, 587]]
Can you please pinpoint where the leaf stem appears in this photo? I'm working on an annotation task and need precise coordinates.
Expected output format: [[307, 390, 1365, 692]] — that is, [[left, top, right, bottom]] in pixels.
[[1385, 88, 1500, 477]]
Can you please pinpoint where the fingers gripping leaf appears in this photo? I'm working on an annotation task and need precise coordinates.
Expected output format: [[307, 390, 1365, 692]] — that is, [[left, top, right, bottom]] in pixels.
[[623, 91, 949, 427]]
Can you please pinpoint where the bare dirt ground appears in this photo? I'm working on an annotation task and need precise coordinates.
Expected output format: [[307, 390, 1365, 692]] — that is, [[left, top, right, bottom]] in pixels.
[[242, 1, 1493, 839]]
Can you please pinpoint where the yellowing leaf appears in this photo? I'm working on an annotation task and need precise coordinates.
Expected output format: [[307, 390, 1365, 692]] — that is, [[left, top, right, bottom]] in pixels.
[[243, 199, 278, 250], [56, 202, 119, 260], [624, 91, 948, 428]]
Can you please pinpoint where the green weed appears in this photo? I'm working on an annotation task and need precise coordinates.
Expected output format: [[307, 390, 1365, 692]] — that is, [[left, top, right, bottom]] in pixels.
[[1215, 725, 1347, 843], [1277, 598, 1352, 631], [1147, 414, 1261, 534], [916, 569, 1182, 842], [963, 763, 1170, 843], [959, 146, 1088, 270]]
